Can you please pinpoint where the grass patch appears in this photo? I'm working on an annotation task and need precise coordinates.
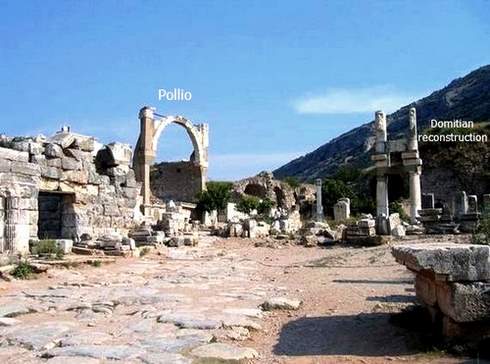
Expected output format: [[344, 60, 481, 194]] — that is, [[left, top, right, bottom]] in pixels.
[[140, 247, 151, 257], [11, 260, 36, 280], [89, 260, 102, 267], [31, 239, 64, 260], [473, 214, 490, 245]]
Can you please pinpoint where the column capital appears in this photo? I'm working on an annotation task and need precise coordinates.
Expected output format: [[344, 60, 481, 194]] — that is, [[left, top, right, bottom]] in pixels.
[[139, 106, 154, 119]]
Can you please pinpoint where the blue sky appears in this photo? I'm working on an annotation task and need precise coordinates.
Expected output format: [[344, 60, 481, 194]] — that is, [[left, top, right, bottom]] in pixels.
[[1, 0, 489, 180]]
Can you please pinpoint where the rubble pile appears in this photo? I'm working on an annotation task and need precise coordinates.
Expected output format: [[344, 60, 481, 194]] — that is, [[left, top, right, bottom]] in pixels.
[[345, 215, 376, 243]]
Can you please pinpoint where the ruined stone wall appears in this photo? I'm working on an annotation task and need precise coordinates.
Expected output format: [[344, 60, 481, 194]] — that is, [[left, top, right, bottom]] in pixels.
[[232, 171, 316, 213], [0, 131, 141, 255], [150, 161, 204, 203]]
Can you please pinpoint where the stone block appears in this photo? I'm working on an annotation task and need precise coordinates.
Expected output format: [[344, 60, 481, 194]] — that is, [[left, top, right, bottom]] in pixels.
[[436, 281, 490, 323], [65, 148, 90, 161], [359, 218, 375, 228], [103, 204, 120, 217], [77, 136, 96, 152], [61, 157, 81, 171], [40, 165, 62, 179], [454, 191, 468, 217], [30, 154, 46, 165], [467, 195, 478, 213], [388, 213, 402, 233], [0, 146, 29, 162], [106, 143, 132, 166], [415, 274, 437, 306], [10, 161, 40, 176], [392, 243, 490, 282], [18, 198, 37, 211], [40, 179, 60, 191], [0, 159, 11, 173], [49, 132, 75, 149], [11, 141, 31, 152], [46, 157, 62, 168], [391, 225, 406, 237], [55, 239, 73, 254], [62, 170, 88, 184], [333, 198, 350, 221], [44, 143, 64, 158], [29, 142, 44, 156], [422, 193, 435, 209]]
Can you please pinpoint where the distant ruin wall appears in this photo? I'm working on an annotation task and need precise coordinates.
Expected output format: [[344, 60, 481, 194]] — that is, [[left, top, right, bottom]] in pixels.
[[151, 161, 204, 203], [0, 132, 141, 255]]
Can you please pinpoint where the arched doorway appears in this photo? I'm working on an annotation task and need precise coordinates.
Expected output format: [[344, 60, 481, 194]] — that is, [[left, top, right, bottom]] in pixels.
[[133, 107, 209, 209]]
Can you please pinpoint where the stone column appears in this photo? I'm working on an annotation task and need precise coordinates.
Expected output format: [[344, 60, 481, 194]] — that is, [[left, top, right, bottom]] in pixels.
[[455, 191, 468, 217], [408, 107, 418, 151], [5, 196, 16, 253], [138, 107, 156, 207], [0, 197, 4, 253], [376, 175, 389, 217], [374, 111, 387, 153], [315, 178, 324, 221], [409, 171, 422, 223], [468, 195, 478, 213]]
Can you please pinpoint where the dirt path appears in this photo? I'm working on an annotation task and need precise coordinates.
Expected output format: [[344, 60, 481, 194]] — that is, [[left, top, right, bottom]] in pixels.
[[0, 235, 477, 363]]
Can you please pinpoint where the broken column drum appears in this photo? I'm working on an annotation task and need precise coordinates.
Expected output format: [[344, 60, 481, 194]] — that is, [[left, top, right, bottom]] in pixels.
[[371, 107, 423, 228]]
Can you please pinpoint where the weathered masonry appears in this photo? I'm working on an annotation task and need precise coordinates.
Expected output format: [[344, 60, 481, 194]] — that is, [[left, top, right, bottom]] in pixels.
[[133, 106, 209, 211], [0, 130, 140, 255], [371, 107, 423, 229]]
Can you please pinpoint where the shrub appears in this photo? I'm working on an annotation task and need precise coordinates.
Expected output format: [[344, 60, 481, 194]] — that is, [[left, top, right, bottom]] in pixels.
[[236, 195, 261, 214], [473, 215, 490, 245], [283, 176, 300, 189], [140, 247, 151, 256], [257, 198, 275, 215], [31, 239, 64, 259], [196, 181, 232, 213], [389, 200, 410, 222], [11, 261, 35, 280]]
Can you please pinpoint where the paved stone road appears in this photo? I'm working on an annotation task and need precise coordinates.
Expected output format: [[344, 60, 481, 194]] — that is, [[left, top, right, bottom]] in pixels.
[[0, 235, 276, 363]]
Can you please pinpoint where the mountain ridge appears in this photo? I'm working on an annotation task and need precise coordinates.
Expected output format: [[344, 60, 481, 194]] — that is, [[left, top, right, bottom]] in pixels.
[[274, 65, 490, 181]]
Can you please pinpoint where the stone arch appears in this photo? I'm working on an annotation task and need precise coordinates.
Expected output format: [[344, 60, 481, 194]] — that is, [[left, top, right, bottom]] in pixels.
[[244, 183, 267, 199], [152, 116, 206, 166], [134, 107, 209, 210]]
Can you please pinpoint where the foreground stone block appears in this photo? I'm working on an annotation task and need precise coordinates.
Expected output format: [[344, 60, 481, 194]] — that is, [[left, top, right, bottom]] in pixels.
[[55, 239, 73, 254], [261, 297, 301, 311], [436, 281, 490, 322], [190, 343, 258, 361], [392, 243, 490, 282]]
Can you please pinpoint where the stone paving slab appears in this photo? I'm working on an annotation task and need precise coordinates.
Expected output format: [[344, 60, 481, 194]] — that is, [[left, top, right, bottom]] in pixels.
[[0, 235, 275, 363]]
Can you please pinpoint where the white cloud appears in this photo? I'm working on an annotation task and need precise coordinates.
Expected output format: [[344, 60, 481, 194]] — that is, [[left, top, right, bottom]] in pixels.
[[293, 86, 423, 114], [209, 152, 305, 181]]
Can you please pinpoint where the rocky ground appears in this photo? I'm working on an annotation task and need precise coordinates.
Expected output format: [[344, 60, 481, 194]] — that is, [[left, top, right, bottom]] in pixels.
[[0, 233, 483, 363]]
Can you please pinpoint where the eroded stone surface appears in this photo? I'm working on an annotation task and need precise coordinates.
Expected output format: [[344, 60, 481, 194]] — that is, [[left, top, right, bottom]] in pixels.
[[0, 235, 275, 362], [261, 297, 302, 311], [392, 243, 490, 281], [190, 342, 259, 361]]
